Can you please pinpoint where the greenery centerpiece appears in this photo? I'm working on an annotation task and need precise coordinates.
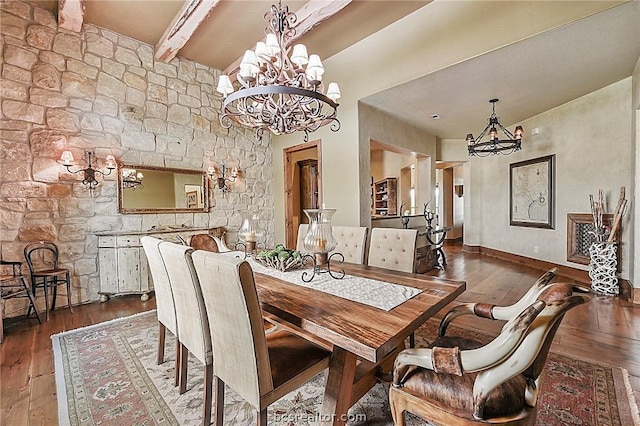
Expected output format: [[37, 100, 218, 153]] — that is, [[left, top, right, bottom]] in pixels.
[[255, 244, 306, 272]]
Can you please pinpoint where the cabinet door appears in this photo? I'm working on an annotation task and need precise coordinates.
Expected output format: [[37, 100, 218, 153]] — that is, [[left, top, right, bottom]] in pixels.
[[99, 248, 118, 293], [139, 248, 152, 292], [117, 247, 142, 292]]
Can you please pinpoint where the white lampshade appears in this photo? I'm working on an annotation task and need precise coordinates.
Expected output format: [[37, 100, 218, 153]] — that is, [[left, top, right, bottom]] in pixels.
[[60, 150, 74, 166], [265, 34, 279, 56], [239, 50, 259, 78], [216, 75, 234, 96], [136, 172, 144, 180], [255, 41, 268, 64], [326, 82, 341, 101], [105, 154, 116, 169], [207, 165, 217, 179], [291, 44, 309, 66], [305, 54, 324, 81]]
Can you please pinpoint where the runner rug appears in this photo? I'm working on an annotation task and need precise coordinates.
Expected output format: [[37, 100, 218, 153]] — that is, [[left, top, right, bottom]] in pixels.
[[52, 310, 639, 425]]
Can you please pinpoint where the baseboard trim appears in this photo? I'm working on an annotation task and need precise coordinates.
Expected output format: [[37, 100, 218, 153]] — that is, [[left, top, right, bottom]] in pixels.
[[444, 237, 463, 245], [462, 244, 480, 254], [462, 245, 634, 302]]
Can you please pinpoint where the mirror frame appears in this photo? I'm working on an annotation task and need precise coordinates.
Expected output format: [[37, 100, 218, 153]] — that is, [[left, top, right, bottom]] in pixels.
[[117, 164, 209, 214]]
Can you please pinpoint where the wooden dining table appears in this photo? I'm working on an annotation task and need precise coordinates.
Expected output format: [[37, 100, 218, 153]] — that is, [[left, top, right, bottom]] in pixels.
[[253, 261, 466, 426]]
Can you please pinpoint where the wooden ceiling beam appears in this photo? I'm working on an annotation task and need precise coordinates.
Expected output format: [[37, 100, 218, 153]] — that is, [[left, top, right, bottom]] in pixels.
[[223, 0, 352, 80], [58, 0, 86, 32], [155, 0, 221, 63]]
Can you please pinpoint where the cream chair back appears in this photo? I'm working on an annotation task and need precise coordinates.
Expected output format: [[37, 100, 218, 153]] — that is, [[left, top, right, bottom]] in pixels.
[[158, 241, 212, 365], [295, 224, 309, 252], [141, 237, 177, 335], [191, 252, 270, 409], [367, 228, 418, 273], [332, 226, 368, 264]]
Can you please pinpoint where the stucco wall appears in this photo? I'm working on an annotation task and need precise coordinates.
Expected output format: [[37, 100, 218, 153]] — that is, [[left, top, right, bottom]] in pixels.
[[632, 56, 640, 290], [0, 1, 274, 312], [441, 80, 633, 281]]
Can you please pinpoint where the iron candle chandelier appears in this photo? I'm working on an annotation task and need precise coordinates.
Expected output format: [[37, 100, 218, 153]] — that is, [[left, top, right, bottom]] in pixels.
[[216, 2, 341, 142], [466, 99, 523, 157]]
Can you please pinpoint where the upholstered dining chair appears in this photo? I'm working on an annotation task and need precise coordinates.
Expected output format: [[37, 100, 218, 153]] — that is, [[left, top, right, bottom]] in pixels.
[[140, 237, 180, 386], [1, 260, 42, 343], [295, 223, 309, 252], [188, 234, 220, 252], [390, 283, 589, 426], [24, 241, 73, 321], [438, 268, 559, 337], [158, 241, 213, 426], [191, 251, 331, 425], [367, 228, 418, 274], [332, 226, 368, 264]]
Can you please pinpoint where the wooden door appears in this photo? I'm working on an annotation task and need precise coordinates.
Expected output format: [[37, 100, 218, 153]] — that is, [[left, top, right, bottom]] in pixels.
[[284, 141, 322, 249], [299, 159, 318, 215]]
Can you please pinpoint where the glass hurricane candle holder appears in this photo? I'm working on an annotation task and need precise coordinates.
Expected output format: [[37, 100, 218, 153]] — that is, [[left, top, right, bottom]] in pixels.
[[301, 208, 345, 282], [237, 214, 263, 257]]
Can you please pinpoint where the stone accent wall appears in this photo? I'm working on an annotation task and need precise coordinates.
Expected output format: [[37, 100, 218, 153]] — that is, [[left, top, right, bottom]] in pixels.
[[0, 1, 274, 315]]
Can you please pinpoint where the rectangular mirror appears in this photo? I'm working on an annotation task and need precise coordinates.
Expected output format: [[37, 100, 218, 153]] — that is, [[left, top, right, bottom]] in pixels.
[[118, 164, 209, 214]]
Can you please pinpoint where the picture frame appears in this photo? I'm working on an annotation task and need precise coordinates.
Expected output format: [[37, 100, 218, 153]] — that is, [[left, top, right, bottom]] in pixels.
[[566, 213, 618, 265], [509, 154, 555, 229], [186, 190, 198, 209]]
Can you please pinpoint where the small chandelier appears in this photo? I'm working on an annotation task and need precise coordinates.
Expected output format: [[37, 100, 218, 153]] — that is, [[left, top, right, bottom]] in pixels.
[[207, 162, 239, 193], [466, 99, 523, 157], [216, 2, 341, 142], [60, 150, 116, 191], [122, 168, 144, 190]]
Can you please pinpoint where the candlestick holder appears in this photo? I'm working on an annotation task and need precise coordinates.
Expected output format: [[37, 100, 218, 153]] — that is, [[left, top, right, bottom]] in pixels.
[[300, 208, 345, 282], [423, 203, 435, 230], [237, 214, 263, 258], [400, 202, 410, 229]]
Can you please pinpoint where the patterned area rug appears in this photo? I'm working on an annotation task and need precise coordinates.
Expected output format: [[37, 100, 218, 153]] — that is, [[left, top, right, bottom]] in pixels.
[[52, 310, 640, 425]]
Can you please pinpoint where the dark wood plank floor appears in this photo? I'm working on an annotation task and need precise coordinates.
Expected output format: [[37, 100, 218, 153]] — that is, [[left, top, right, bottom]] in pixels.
[[1, 244, 638, 424]]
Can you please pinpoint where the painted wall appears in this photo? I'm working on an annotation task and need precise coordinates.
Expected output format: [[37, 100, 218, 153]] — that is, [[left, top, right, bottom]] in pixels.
[[632, 56, 640, 291], [0, 1, 274, 313], [271, 1, 614, 244], [441, 80, 633, 281]]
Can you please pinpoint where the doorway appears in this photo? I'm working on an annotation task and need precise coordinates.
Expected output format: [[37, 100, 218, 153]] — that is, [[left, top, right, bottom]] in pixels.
[[284, 140, 322, 249]]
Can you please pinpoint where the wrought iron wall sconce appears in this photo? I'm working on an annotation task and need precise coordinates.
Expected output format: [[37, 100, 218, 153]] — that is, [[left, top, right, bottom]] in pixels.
[[207, 163, 239, 193], [60, 150, 116, 191]]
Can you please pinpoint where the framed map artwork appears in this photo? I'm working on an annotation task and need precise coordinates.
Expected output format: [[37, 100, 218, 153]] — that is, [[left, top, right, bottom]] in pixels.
[[509, 155, 555, 229]]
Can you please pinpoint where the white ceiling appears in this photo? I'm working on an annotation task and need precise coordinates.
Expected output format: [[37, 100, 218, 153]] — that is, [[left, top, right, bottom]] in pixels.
[[362, 1, 640, 140]]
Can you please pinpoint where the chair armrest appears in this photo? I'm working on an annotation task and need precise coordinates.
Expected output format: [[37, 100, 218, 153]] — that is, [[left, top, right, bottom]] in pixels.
[[394, 300, 546, 387], [438, 268, 558, 337], [438, 303, 495, 337]]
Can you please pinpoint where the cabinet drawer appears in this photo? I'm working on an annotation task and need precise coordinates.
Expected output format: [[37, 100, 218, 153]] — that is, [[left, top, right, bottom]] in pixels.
[[116, 235, 141, 247], [98, 236, 116, 248]]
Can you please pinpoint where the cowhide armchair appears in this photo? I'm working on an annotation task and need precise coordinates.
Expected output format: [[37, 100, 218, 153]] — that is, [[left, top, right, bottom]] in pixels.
[[437, 268, 559, 337], [390, 283, 589, 425]]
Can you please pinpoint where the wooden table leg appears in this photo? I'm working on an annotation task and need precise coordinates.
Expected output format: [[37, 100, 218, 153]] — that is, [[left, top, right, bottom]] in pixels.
[[320, 347, 357, 426]]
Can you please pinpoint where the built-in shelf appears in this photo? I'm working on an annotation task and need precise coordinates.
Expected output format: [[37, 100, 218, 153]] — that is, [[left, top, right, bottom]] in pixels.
[[371, 177, 397, 217]]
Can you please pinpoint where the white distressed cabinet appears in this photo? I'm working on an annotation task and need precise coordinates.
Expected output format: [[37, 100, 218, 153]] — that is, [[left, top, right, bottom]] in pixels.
[[97, 227, 224, 302]]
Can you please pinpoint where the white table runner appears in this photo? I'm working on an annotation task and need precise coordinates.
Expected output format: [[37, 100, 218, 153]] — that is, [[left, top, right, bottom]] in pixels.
[[221, 252, 421, 311]]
